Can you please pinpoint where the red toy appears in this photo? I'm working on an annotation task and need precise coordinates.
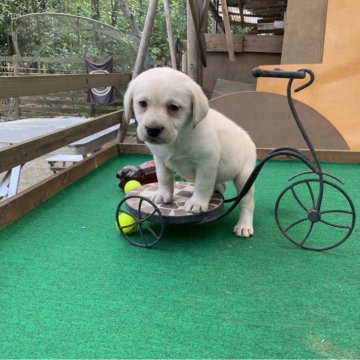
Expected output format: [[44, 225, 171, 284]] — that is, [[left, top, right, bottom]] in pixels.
[[116, 160, 158, 189]]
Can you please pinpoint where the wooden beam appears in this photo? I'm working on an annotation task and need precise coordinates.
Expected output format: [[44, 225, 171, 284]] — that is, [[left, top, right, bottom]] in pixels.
[[281, 0, 327, 64], [205, 34, 283, 53], [132, 0, 159, 77], [163, 0, 177, 69], [206, 33, 243, 52], [0, 55, 84, 64], [0, 73, 131, 99], [200, 0, 210, 30], [208, 2, 225, 31], [0, 144, 119, 230], [188, 0, 207, 68], [238, 0, 244, 24], [118, 143, 151, 155], [220, 0, 236, 62], [0, 111, 123, 173], [243, 34, 283, 52], [187, 0, 200, 80]]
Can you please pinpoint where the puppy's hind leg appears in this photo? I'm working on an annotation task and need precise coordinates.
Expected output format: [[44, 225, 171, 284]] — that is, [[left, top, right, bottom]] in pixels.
[[215, 182, 227, 194], [233, 169, 255, 238]]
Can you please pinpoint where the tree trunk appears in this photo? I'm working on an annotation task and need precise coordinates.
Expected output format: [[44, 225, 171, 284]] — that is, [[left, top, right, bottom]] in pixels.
[[114, 0, 140, 34], [90, 0, 105, 54], [90, 0, 100, 20]]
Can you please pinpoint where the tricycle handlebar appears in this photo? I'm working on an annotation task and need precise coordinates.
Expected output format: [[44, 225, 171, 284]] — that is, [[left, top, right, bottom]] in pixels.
[[252, 67, 306, 79]]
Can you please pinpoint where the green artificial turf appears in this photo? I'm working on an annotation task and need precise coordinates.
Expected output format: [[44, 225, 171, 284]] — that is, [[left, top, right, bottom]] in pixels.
[[0, 153, 359, 358]]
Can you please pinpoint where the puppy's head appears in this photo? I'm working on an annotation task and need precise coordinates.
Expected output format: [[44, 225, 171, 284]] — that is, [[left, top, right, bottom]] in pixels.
[[124, 67, 209, 145]]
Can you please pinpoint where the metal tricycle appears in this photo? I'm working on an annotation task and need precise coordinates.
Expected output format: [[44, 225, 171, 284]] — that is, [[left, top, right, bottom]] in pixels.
[[116, 68, 356, 250]]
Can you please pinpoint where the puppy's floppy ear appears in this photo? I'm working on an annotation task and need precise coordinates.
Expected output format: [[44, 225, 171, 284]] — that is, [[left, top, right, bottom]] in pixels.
[[123, 80, 135, 123], [191, 83, 209, 128]]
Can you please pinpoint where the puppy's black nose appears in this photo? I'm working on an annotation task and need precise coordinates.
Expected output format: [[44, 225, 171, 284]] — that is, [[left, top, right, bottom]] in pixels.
[[146, 126, 164, 137]]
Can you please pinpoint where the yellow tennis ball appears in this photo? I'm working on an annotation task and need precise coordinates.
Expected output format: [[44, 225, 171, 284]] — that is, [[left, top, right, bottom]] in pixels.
[[117, 213, 137, 234], [124, 180, 141, 193]]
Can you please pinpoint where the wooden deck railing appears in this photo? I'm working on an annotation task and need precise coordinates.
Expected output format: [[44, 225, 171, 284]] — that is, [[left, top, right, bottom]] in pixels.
[[0, 58, 128, 118], [0, 72, 151, 229]]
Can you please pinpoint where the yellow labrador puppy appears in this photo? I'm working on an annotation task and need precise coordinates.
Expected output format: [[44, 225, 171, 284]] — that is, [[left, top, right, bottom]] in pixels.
[[124, 67, 256, 237]]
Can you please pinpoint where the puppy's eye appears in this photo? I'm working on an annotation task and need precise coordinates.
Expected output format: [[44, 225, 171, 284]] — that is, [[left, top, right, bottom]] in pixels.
[[169, 104, 180, 113], [139, 100, 147, 108]]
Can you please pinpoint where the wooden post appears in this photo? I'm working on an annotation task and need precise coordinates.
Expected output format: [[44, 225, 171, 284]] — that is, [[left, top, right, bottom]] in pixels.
[[182, 51, 188, 73], [163, 0, 177, 69], [11, 22, 21, 117], [132, 0, 159, 78], [188, 0, 207, 67], [220, 0, 236, 62], [187, 0, 202, 83], [12, 54, 20, 117], [120, 0, 159, 143]]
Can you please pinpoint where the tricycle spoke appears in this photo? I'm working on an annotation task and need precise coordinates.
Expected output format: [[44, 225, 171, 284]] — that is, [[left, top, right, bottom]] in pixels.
[[291, 186, 308, 212], [141, 222, 161, 241], [319, 219, 351, 229], [306, 181, 315, 208], [139, 208, 158, 222], [320, 209, 354, 215], [300, 222, 314, 245], [137, 197, 144, 215], [284, 216, 308, 233]]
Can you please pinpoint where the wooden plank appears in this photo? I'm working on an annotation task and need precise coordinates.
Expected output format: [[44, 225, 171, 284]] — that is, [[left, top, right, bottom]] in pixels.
[[15, 56, 132, 65], [47, 154, 84, 173], [0, 111, 123, 172], [243, 35, 283, 53], [67, 124, 119, 155], [0, 55, 84, 64], [0, 144, 119, 230], [0, 56, 13, 61], [206, 33, 243, 52], [20, 56, 85, 64], [281, 0, 328, 64], [118, 143, 151, 155], [20, 98, 86, 105], [257, 23, 275, 31], [18, 108, 89, 116], [211, 79, 255, 98], [0, 73, 131, 99], [205, 34, 283, 53]]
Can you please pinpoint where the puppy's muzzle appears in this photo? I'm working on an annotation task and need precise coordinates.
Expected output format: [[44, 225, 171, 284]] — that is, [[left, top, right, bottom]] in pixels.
[[146, 125, 164, 138]]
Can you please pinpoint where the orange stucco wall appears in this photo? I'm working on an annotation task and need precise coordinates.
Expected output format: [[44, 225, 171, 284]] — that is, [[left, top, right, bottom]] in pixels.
[[256, 0, 360, 150]]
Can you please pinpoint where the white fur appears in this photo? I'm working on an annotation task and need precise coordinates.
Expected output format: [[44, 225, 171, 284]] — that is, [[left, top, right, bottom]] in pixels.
[[124, 67, 256, 237]]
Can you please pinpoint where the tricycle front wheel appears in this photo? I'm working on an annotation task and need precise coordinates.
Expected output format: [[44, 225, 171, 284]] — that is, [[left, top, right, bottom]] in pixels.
[[275, 179, 356, 251]]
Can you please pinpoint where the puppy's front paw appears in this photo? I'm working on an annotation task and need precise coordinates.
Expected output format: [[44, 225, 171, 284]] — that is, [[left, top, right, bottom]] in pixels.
[[185, 196, 209, 213], [233, 220, 254, 238], [151, 189, 173, 204]]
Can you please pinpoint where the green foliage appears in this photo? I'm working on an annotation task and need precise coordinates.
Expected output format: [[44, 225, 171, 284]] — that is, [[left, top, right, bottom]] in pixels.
[[148, 0, 187, 65], [0, 0, 187, 66]]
